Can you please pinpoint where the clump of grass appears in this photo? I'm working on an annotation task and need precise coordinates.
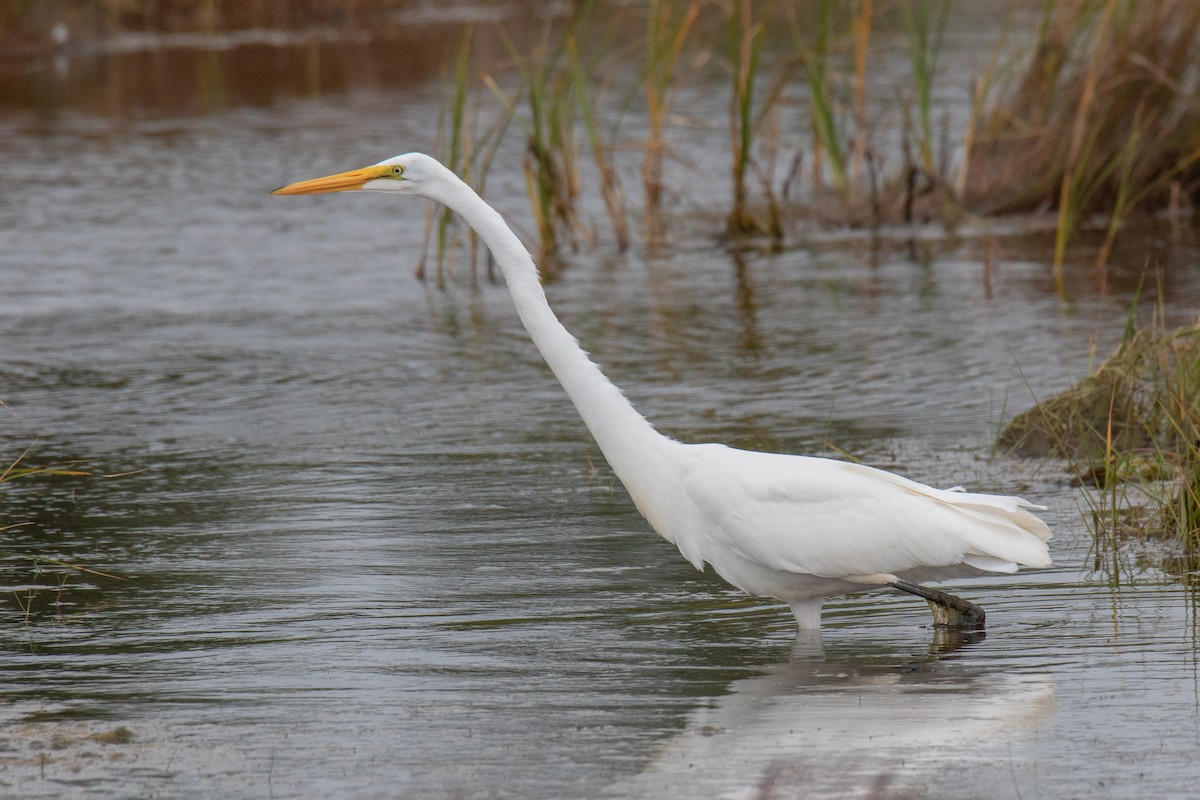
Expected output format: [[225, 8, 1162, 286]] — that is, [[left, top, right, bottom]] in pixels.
[[1176, 456, 1200, 551], [848, 0, 873, 193], [964, 0, 1200, 277], [998, 316, 1200, 468], [511, 23, 589, 270], [468, 19, 589, 274], [773, 1, 885, 228], [435, 31, 477, 284], [998, 315, 1200, 551], [438, 8, 638, 271]]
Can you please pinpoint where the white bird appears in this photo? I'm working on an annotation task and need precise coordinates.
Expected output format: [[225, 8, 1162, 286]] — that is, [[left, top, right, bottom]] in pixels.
[[273, 153, 1052, 631]]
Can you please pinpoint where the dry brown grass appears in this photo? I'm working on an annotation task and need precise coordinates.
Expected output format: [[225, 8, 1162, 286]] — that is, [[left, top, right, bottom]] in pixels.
[[964, 0, 1200, 221]]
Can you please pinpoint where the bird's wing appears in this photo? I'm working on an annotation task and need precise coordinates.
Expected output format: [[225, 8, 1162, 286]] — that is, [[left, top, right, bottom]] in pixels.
[[681, 444, 1051, 581]]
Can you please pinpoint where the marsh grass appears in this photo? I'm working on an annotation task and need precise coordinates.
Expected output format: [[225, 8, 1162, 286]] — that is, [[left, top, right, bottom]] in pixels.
[[48, 0, 1200, 274], [428, 7, 636, 270], [509, 24, 587, 270], [900, 0, 950, 179], [726, 0, 781, 238], [425, 32, 475, 284], [418, 28, 521, 284], [724, 0, 1198, 256], [999, 312, 1200, 553], [792, 0, 848, 196], [470, 20, 592, 273], [966, 0, 1200, 279], [848, 0, 872, 191], [568, 32, 630, 252], [642, 0, 702, 245]]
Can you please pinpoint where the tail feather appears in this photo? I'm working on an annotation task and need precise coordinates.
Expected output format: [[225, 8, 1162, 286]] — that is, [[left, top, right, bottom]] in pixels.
[[935, 490, 1053, 571], [855, 462, 1053, 574]]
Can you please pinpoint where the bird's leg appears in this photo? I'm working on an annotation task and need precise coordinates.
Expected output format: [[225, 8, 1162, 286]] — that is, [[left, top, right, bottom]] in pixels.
[[888, 579, 986, 631]]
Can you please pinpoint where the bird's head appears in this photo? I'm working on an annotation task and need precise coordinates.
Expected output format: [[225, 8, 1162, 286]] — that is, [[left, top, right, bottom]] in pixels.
[[272, 153, 447, 199]]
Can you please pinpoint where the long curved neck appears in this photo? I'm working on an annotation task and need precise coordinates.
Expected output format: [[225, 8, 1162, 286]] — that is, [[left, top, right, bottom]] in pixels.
[[434, 173, 674, 484]]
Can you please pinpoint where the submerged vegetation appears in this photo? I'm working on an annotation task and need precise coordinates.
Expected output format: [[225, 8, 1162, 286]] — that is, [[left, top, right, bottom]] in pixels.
[[1, 450, 126, 625]]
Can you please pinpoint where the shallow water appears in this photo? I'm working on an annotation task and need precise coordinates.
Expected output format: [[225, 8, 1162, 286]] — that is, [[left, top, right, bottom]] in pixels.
[[5, 8, 1200, 799]]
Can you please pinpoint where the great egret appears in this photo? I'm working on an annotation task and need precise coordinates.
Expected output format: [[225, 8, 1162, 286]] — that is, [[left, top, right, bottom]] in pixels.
[[273, 153, 1052, 631]]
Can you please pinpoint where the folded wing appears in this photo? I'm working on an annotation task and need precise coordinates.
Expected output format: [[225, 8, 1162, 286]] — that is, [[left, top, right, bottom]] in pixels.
[[682, 445, 1051, 582]]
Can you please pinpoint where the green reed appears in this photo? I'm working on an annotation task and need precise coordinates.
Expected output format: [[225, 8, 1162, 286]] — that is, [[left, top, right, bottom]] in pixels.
[[727, 0, 780, 237], [642, 0, 701, 244], [568, 31, 630, 251], [791, 0, 848, 195], [901, 0, 950, 178], [426, 29, 516, 283]]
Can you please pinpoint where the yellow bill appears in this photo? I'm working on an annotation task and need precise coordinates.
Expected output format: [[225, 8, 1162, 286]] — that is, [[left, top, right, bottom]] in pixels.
[[272, 165, 393, 195]]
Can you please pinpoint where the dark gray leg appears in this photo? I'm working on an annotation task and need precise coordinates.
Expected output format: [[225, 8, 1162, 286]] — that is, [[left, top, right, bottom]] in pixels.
[[888, 579, 986, 630]]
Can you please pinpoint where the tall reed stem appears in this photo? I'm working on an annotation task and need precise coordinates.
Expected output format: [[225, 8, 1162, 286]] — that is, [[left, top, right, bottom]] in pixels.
[[642, 0, 701, 244]]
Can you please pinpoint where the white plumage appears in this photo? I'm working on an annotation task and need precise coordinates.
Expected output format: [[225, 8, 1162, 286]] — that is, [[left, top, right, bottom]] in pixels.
[[274, 153, 1052, 630]]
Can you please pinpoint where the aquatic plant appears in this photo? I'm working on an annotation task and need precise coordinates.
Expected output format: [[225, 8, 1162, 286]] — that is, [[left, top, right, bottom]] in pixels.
[[568, 31, 630, 252], [965, 0, 1200, 283], [727, 0, 781, 238], [466, 17, 596, 272], [641, 0, 702, 244], [998, 315, 1200, 552], [791, 0, 848, 196], [512, 24, 587, 269], [847, 0, 873, 193], [901, 0, 950, 179], [64, 0, 1186, 279], [1, 449, 125, 625], [427, 31, 478, 283], [427, 6, 640, 269], [423, 28, 519, 283]]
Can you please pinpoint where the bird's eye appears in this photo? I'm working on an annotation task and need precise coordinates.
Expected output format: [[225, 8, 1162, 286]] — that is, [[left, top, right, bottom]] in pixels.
[[392, 165, 405, 177]]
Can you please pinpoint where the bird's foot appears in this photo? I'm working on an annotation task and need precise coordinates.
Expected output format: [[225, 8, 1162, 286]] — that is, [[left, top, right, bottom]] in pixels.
[[888, 579, 986, 631]]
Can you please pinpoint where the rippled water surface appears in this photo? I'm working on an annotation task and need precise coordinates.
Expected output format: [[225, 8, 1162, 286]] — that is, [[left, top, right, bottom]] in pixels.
[[5, 10, 1200, 799]]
